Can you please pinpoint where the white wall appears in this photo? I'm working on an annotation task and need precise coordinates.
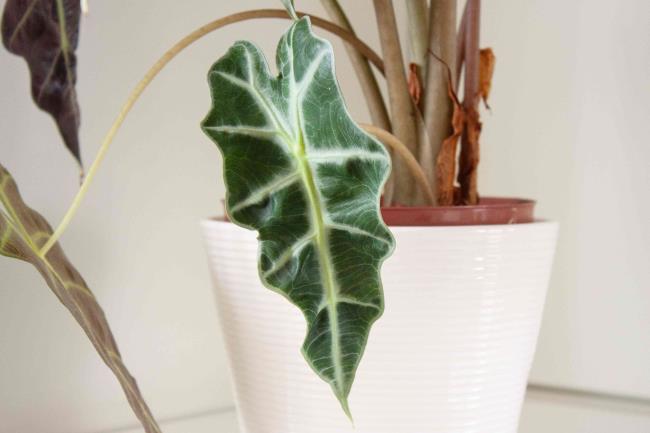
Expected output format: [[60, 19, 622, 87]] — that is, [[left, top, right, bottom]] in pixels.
[[480, 0, 650, 400], [0, 1, 648, 432]]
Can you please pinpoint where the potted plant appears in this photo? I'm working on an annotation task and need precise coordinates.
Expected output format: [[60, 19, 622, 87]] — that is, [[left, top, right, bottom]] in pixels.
[[201, 1, 557, 432], [1, 1, 557, 433]]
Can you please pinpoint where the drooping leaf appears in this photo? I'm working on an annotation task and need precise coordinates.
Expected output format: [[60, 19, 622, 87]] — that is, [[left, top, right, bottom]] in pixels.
[[0, 164, 160, 433], [1, 0, 82, 166], [201, 17, 394, 416]]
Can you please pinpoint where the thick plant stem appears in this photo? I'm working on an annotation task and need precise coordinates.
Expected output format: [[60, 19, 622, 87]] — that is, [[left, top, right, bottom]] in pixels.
[[455, 4, 467, 89], [405, 0, 429, 105], [361, 124, 435, 206], [373, 0, 420, 206], [458, 0, 481, 205], [406, 0, 429, 71], [320, 0, 390, 131], [421, 0, 456, 204], [40, 9, 385, 255]]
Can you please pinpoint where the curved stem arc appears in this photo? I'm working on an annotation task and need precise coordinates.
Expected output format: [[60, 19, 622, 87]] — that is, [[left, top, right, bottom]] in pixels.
[[40, 9, 385, 254], [361, 123, 435, 206]]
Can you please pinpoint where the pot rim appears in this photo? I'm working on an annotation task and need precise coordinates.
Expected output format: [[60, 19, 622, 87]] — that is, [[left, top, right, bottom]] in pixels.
[[201, 197, 552, 230], [381, 197, 535, 212], [203, 197, 541, 228], [200, 217, 556, 230], [381, 196, 537, 227]]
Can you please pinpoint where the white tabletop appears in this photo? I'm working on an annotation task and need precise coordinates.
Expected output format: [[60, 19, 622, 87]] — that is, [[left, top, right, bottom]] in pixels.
[[121, 409, 238, 433], [118, 393, 650, 433]]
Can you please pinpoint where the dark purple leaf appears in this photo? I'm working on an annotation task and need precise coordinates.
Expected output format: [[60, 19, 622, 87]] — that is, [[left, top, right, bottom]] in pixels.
[[0, 163, 162, 433], [2, 0, 82, 166]]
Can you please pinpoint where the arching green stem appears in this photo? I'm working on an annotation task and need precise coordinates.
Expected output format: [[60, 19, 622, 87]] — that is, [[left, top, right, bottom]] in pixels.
[[40, 8, 385, 255]]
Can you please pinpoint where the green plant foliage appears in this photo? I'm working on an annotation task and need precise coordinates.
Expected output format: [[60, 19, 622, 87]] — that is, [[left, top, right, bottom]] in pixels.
[[201, 17, 395, 416], [1, 0, 82, 166], [0, 163, 160, 433], [281, 0, 299, 20]]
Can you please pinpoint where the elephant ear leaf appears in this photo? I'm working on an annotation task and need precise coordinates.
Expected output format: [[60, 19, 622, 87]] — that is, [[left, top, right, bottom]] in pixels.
[[1, 0, 82, 167], [0, 164, 160, 433], [201, 17, 395, 417]]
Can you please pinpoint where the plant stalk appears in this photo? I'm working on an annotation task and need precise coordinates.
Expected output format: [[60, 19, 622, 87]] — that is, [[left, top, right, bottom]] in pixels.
[[455, 3, 467, 89], [421, 0, 456, 204], [361, 124, 435, 206], [320, 0, 390, 131], [458, 0, 481, 205], [372, 0, 420, 206], [320, 0, 396, 202], [405, 0, 429, 105], [40, 9, 386, 255]]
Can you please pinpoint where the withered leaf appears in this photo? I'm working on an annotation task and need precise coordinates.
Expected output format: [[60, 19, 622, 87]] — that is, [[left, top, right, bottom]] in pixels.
[[427, 48, 465, 206], [457, 106, 481, 205], [479, 48, 495, 108], [435, 67, 465, 206], [0, 163, 160, 433], [2, 0, 82, 166], [407, 62, 422, 106]]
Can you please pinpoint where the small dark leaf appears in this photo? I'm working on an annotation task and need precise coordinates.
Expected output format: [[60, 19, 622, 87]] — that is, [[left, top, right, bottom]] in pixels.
[[2, 0, 82, 166]]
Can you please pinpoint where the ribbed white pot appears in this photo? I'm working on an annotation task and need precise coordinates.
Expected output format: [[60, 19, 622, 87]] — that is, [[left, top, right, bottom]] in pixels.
[[201, 220, 558, 433]]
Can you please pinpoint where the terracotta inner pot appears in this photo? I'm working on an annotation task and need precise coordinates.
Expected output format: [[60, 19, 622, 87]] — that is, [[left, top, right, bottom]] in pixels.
[[381, 197, 536, 226]]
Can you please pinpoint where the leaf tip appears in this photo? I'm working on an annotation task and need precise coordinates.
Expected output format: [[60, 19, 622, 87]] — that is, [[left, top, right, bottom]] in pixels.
[[338, 394, 354, 424], [281, 0, 299, 21]]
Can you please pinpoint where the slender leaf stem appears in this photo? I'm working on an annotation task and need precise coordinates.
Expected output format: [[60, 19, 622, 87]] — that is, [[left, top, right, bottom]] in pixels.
[[405, 0, 429, 74], [361, 124, 435, 206], [455, 3, 468, 89], [320, 0, 391, 132], [319, 0, 396, 203], [40, 9, 385, 255], [55, 0, 69, 51]]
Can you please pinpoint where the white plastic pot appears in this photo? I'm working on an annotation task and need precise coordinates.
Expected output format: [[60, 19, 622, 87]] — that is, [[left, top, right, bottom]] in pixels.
[[201, 219, 558, 433]]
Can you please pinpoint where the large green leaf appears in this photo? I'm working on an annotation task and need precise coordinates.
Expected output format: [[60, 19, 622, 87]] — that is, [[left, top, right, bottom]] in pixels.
[[201, 17, 394, 416], [0, 163, 160, 433]]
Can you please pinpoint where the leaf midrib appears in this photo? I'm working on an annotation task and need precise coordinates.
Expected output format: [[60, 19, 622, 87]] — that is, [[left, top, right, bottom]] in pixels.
[[293, 118, 347, 410]]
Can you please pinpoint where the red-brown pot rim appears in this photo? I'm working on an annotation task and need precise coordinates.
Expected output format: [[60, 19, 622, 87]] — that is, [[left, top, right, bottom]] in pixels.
[[381, 197, 536, 227]]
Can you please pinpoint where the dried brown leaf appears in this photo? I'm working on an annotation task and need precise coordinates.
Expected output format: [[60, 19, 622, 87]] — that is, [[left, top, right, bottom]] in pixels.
[[0, 164, 160, 433], [479, 47, 495, 108], [435, 71, 464, 206], [457, 106, 481, 205], [407, 62, 422, 106]]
